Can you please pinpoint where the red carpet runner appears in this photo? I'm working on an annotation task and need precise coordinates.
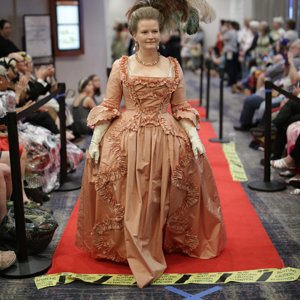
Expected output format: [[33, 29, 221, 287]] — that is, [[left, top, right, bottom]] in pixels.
[[48, 104, 283, 275]]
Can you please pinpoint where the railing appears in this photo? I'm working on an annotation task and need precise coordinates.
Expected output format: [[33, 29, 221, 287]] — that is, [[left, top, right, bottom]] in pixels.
[[209, 67, 230, 144], [247, 80, 296, 192], [199, 54, 204, 107], [0, 82, 80, 278]]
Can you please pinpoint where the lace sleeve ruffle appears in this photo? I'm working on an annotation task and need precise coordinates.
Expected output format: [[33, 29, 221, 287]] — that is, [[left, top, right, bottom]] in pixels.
[[172, 103, 200, 130], [87, 104, 121, 128]]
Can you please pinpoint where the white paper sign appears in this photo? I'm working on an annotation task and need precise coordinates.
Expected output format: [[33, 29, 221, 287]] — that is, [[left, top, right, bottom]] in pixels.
[[24, 15, 52, 58]]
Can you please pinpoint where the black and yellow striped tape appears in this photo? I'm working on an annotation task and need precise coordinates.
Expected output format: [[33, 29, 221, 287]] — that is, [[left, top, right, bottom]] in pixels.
[[34, 267, 300, 289]]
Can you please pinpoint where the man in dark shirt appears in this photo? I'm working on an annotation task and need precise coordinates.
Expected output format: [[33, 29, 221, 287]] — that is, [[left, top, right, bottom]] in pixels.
[[0, 20, 20, 58]]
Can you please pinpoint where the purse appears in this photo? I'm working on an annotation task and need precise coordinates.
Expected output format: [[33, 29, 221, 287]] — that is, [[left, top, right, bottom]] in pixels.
[[0, 207, 58, 255]]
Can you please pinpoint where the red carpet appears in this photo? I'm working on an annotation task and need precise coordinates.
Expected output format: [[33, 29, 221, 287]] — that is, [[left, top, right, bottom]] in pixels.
[[48, 104, 284, 275]]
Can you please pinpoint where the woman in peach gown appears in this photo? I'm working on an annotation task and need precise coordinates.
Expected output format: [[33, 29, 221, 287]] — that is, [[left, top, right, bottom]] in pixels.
[[76, 0, 226, 288]]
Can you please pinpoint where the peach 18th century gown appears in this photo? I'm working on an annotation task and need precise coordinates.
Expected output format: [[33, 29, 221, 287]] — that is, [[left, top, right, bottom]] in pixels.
[[76, 56, 226, 288]]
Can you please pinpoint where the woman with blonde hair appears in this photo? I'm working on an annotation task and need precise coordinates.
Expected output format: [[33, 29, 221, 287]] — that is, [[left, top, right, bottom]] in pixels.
[[76, 0, 225, 288]]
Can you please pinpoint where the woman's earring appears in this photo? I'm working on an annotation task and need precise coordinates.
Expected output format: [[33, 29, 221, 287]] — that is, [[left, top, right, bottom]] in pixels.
[[157, 43, 160, 51], [133, 41, 139, 52]]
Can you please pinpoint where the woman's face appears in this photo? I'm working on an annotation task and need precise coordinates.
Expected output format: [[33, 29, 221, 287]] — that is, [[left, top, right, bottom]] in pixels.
[[0, 73, 9, 91], [84, 81, 94, 95], [259, 24, 267, 35], [133, 19, 160, 51], [92, 76, 100, 89], [7, 67, 17, 81], [0, 22, 12, 38], [26, 61, 33, 74], [289, 42, 300, 57]]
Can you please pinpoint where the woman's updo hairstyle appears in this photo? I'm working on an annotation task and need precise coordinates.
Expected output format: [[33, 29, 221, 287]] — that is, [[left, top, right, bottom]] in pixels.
[[126, 6, 164, 35]]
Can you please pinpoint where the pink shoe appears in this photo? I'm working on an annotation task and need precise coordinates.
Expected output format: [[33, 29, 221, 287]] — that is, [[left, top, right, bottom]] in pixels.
[[0, 250, 16, 271]]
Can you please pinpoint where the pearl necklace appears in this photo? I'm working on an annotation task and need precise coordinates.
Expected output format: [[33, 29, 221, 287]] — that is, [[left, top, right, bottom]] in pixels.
[[135, 52, 160, 66]]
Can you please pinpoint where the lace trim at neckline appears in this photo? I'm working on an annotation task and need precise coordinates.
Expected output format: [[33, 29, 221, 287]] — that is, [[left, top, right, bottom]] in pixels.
[[120, 56, 179, 82]]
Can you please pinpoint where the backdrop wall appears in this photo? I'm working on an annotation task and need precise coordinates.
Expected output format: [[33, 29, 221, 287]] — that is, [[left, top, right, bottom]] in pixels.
[[0, 0, 108, 94], [0, 0, 295, 91]]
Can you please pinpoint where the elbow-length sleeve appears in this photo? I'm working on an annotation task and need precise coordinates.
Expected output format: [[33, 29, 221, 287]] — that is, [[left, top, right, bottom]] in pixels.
[[170, 62, 200, 129], [87, 59, 122, 127]]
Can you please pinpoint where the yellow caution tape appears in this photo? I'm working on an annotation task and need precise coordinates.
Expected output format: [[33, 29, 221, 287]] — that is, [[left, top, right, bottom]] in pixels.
[[266, 268, 300, 283], [34, 267, 300, 289], [34, 274, 61, 289], [222, 142, 248, 182]]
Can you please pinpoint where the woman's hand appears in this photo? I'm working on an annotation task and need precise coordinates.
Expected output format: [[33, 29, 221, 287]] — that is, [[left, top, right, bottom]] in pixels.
[[189, 134, 206, 158], [14, 75, 29, 104], [88, 121, 111, 163], [179, 119, 205, 159], [292, 87, 300, 98]]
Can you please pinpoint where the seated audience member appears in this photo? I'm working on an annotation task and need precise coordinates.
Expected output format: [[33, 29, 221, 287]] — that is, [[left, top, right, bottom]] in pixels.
[[7, 52, 59, 134], [235, 32, 290, 95], [1, 65, 49, 204], [271, 121, 300, 194], [0, 61, 56, 198], [234, 55, 286, 130], [255, 39, 300, 124], [72, 77, 96, 137], [20, 52, 56, 101], [284, 19, 299, 44], [271, 88, 300, 160], [24, 55, 75, 139], [0, 20, 20, 58], [88, 74, 102, 104], [234, 39, 300, 131], [231, 62, 260, 95], [0, 163, 16, 271], [270, 17, 285, 43]]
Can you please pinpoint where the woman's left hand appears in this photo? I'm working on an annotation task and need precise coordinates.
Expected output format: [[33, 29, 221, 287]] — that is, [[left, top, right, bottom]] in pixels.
[[179, 119, 206, 159], [189, 135, 206, 159]]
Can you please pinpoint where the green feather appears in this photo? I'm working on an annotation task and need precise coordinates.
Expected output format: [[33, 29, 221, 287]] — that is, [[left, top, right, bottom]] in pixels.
[[183, 7, 200, 34]]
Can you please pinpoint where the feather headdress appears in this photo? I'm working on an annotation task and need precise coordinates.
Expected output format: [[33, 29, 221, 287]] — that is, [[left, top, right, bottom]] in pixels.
[[126, 0, 216, 34]]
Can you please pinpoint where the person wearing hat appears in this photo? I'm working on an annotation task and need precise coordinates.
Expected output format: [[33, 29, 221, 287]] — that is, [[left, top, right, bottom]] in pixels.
[[72, 77, 96, 137]]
